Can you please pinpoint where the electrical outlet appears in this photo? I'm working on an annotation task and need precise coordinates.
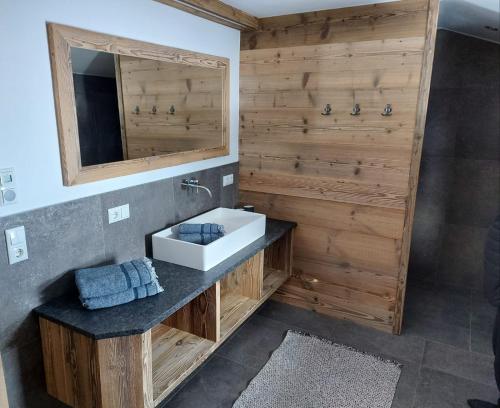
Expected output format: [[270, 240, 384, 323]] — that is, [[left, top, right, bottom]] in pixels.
[[5, 226, 28, 264], [108, 204, 130, 224], [223, 174, 234, 187]]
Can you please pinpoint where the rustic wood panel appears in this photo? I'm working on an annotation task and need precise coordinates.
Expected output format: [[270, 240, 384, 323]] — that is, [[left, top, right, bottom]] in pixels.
[[155, 0, 259, 31], [394, 0, 440, 333], [163, 282, 220, 342], [97, 332, 153, 408], [219, 267, 290, 340], [239, 0, 437, 333], [39, 317, 153, 408], [240, 191, 405, 239], [241, 0, 429, 50], [220, 251, 264, 300], [152, 325, 215, 404], [119, 55, 223, 158], [273, 279, 394, 332], [264, 230, 294, 276]]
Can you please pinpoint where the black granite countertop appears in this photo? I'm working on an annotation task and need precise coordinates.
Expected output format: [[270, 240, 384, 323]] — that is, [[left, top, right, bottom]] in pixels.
[[35, 218, 296, 340]]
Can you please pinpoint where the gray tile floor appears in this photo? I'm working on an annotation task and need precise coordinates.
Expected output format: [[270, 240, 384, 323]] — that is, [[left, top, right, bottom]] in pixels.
[[161, 282, 499, 408]]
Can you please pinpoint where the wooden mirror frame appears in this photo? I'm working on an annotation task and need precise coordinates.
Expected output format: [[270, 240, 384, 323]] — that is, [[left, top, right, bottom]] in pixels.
[[47, 23, 230, 186]]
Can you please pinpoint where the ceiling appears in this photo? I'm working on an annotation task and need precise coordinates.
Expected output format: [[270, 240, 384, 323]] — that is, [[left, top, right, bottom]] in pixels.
[[223, 0, 500, 43]]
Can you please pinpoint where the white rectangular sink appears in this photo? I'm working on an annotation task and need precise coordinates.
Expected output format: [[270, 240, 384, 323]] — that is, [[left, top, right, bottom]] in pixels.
[[152, 208, 266, 271]]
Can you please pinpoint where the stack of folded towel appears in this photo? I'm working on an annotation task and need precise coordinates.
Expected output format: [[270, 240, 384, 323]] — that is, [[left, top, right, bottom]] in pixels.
[[75, 257, 163, 310], [177, 223, 225, 245]]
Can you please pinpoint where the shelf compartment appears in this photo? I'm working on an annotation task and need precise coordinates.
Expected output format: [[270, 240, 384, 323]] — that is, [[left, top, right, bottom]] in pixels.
[[263, 267, 289, 298], [152, 324, 215, 405], [220, 293, 258, 339], [220, 266, 289, 340]]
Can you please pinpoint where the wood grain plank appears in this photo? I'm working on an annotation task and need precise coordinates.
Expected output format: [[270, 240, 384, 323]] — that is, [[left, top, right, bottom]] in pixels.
[[293, 256, 398, 298], [220, 251, 264, 300], [240, 171, 408, 209], [239, 0, 434, 333], [163, 282, 220, 342], [39, 318, 153, 408], [152, 325, 215, 404], [155, 0, 259, 31], [119, 55, 224, 160], [241, 0, 428, 50], [393, 0, 440, 334], [292, 224, 401, 276], [273, 280, 394, 332], [97, 333, 152, 408], [240, 37, 425, 75], [240, 191, 405, 239], [263, 230, 294, 276]]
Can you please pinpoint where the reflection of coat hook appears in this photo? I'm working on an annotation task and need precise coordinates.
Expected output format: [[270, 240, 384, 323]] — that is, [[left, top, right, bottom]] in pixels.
[[169, 105, 176, 115], [381, 104, 393, 116], [350, 103, 361, 116], [151, 105, 157, 114], [133, 106, 140, 115], [321, 104, 332, 116]]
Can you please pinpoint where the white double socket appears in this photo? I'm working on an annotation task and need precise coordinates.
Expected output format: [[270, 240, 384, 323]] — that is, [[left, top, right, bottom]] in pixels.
[[222, 173, 234, 187], [5, 226, 29, 264], [108, 204, 130, 224]]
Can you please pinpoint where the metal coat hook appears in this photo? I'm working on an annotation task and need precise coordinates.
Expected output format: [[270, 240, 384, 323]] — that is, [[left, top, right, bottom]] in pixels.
[[381, 104, 393, 116], [321, 104, 332, 116], [350, 103, 361, 116], [169, 105, 176, 115], [151, 105, 157, 114], [133, 106, 140, 115]]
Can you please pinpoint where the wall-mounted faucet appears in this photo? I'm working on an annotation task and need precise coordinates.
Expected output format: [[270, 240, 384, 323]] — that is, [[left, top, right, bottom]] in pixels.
[[181, 177, 213, 198]]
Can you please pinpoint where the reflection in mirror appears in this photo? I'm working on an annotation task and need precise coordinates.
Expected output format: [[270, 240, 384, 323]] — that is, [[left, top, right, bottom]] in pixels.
[[71, 48, 124, 166], [70, 47, 224, 167]]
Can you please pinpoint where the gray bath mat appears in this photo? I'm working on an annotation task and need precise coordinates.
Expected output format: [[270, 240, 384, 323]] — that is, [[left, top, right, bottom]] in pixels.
[[233, 330, 401, 408]]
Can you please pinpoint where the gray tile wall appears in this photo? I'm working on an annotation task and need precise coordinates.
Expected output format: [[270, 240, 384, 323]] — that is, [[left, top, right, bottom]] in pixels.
[[409, 30, 500, 291], [0, 162, 239, 407]]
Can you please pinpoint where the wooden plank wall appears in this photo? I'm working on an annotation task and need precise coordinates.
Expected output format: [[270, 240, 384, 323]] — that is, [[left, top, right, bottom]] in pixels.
[[239, 0, 439, 333], [119, 56, 223, 159]]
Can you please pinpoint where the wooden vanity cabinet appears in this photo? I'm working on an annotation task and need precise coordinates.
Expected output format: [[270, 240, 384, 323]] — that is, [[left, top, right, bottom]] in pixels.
[[39, 229, 294, 408]]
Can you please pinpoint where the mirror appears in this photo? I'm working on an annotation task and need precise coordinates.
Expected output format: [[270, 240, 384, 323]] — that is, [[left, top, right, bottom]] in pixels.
[[48, 24, 229, 185]]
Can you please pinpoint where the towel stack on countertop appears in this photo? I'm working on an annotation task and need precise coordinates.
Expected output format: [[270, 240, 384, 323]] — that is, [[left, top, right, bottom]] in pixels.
[[75, 258, 163, 310], [177, 223, 225, 245]]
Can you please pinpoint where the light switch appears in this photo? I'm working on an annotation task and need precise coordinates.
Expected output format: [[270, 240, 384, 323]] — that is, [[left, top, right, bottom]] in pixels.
[[8, 227, 25, 245], [0, 168, 17, 206], [107, 204, 130, 224], [223, 174, 234, 187], [121, 204, 130, 219], [5, 226, 29, 264], [108, 207, 122, 224]]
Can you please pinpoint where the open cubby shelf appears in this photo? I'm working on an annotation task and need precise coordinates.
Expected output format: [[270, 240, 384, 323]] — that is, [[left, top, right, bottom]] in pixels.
[[152, 265, 290, 404], [152, 324, 216, 404], [220, 267, 289, 340], [151, 230, 293, 406]]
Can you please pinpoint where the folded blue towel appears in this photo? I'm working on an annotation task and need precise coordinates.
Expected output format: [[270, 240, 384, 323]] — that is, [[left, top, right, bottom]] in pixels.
[[75, 258, 157, 299], [178, 232, 222, 245], [75, 258, 164, 310], [81, 280, 163, 310], [177, 223, 225, 235]]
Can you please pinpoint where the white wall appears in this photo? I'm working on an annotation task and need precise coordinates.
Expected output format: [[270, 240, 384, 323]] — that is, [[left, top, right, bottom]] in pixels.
[[0, 0, 240, 217]]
